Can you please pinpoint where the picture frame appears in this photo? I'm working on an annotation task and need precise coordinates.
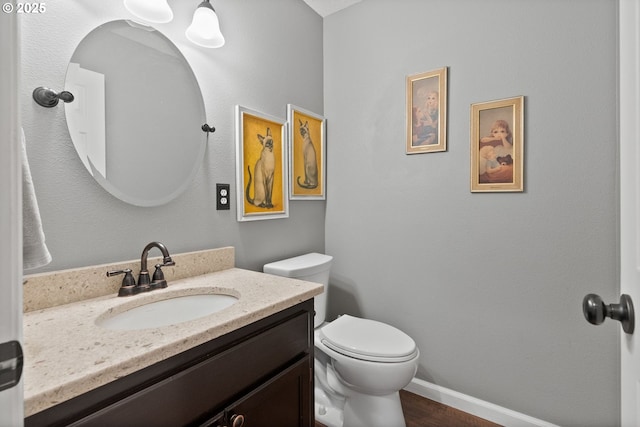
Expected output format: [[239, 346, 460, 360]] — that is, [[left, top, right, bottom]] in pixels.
[[470, 96, 524, 192], [235, 105, 289, 221], [287, 104, 326, 200], [406, 67, 447, 154]]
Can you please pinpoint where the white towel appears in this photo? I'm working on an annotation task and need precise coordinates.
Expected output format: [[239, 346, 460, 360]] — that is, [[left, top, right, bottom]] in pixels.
[[21, 128, 52, 271]]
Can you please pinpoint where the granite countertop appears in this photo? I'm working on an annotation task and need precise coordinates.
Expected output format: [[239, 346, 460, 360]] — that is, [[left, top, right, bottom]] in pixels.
[[23, 267, 323, 417]]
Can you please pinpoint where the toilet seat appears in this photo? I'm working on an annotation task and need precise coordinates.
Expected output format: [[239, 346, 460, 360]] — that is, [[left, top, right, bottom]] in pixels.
[[319, 315, 418, 363]]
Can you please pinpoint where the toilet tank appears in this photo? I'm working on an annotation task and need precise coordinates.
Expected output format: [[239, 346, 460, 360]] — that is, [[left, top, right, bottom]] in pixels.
[[263, 253, 332, 328]]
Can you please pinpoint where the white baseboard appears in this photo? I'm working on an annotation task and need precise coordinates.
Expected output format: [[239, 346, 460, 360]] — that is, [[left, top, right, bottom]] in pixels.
[[404, 378, 559, 427]]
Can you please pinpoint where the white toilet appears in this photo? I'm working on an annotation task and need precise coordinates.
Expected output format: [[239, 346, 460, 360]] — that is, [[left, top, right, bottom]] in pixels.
[[264, 253, 419, 427]]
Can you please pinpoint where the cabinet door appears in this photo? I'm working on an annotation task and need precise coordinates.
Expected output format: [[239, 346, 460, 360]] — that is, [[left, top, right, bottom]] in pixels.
[[224, 357, 311, 427]]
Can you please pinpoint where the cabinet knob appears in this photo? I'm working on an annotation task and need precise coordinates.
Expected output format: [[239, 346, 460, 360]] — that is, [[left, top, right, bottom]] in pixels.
[[230, 414, 245, 427]]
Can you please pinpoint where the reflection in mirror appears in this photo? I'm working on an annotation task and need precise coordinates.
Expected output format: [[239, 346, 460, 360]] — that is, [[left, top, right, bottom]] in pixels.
[[64, 20, 206, 206]]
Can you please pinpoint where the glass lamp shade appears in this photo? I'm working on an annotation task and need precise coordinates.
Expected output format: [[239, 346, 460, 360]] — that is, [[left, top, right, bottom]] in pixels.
[[185, 2, 225, 48], [124, 0, 173, 24]]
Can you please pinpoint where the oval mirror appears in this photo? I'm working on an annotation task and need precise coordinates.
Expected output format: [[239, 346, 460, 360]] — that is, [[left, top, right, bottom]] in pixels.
[[64, 20, 206, 206]]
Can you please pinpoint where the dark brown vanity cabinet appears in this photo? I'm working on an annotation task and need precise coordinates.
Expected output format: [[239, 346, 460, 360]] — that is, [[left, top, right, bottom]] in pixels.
[[25, 300, 314, 427]]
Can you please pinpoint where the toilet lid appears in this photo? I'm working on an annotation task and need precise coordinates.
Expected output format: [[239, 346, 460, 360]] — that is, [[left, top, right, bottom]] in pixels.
[[319, 315, 417, 362]]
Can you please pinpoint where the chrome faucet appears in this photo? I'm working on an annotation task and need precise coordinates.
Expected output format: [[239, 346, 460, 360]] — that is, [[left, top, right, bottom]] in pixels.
[[138, 241, 175, 291]]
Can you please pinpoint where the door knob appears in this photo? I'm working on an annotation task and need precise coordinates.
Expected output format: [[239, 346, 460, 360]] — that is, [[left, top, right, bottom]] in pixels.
[[583, 293, 635, 334]]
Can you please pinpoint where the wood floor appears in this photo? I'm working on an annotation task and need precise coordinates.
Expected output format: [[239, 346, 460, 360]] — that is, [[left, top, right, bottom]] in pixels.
[[315, 390, 502, 427]]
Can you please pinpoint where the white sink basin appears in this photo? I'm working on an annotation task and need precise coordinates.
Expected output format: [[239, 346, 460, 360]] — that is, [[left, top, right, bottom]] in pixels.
[[96, 293, 239, 330]]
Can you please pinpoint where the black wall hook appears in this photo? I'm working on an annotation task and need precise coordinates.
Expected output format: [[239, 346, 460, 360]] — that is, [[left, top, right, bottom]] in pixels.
[[202, 123, 216, 133], [32, 87, 74, 108]]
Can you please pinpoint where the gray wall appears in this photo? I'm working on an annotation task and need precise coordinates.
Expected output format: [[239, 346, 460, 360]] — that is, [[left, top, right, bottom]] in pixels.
[[323, 0, 618, 426], [21, 0, 325, 273]]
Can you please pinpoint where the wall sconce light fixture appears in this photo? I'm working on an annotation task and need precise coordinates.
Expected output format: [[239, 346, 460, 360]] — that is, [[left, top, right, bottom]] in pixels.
[[185, 0, 225, 48], [123, 0, 225, 49], [123, 0, 174, 24]]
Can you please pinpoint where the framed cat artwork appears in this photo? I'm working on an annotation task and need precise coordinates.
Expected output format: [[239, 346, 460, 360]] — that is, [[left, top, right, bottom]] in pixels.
[[406, 67, 448, 154], [287, 104, 326, 200], [235, 105, 289, 221], [470, 96, 524, 192]]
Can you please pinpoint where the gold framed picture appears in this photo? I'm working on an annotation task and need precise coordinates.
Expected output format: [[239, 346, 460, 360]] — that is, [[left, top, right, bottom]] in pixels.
[[287, 104, 326, 200], [470, 96, 524, 192], [406, 67, 447, 154], [235, 105, 289, 221]]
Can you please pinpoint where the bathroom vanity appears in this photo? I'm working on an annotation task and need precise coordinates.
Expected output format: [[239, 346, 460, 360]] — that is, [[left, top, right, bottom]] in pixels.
[[21, 247, 322, 427]]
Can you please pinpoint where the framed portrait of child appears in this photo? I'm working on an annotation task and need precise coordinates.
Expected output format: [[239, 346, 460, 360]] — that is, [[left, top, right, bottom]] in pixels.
[[406, 67, 448, 154], [470, 96, 524, 192]]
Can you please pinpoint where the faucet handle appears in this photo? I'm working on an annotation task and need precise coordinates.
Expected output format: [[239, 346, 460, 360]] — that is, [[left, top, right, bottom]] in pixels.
[[107, 269, 138, 297], [150, 264, 168, 290], [107, 268, 135, 286], [150, 257, 175, 290]]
